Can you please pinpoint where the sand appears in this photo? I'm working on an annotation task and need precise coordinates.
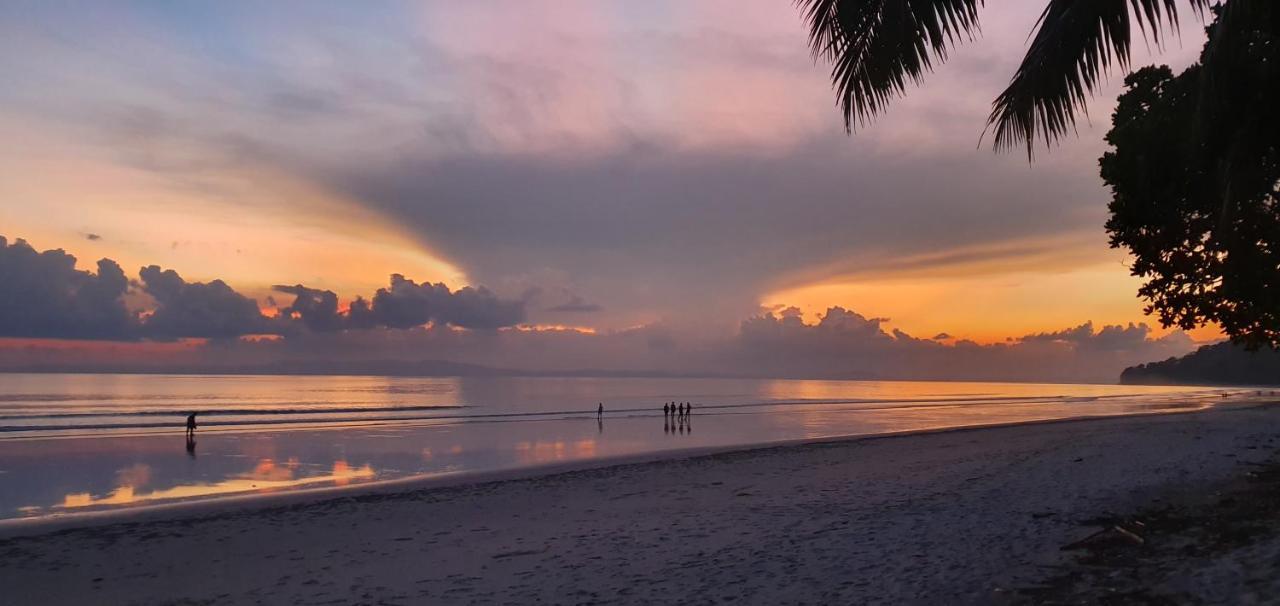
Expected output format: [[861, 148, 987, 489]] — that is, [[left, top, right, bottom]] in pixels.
[[3, 404, 1279, 605]]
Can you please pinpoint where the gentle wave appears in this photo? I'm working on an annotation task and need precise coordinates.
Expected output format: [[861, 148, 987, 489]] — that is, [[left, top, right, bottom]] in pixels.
[[0, 394, 1045, 422], [0, 404, 466, 420], [0, 392, 1215, 435]]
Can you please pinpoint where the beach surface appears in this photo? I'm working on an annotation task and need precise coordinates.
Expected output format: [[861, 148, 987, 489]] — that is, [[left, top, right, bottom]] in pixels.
[[3, 403, 1280, 605]]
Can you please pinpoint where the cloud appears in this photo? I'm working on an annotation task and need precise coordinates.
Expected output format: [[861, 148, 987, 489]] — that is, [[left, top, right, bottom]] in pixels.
[[1018, 321, 1190, 354], [0, 2, 1214, 375], [138, 265, 274, 339], [319, 134, 1111, 331], [723, 307, 1196, 383], [272, 284, 344, 333], [2, 0, 1200, 333], [0, 236, 136, 339], [546, 294, 602, 313], [1, 300, 1195, 384], [0, 236, 527, 341], [84, 233, 102, 241], [273, 275, 529, 333], [360, 275, 526, 330]]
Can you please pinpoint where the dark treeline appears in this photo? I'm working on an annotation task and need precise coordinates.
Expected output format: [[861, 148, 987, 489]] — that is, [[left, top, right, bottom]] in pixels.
[[1121, 343, 1280, 386]]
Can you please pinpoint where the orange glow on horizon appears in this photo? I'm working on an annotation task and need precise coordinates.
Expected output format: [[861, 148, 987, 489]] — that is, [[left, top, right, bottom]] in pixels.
[[1, 117, 468, 306], [0, 337, 206, 351], [512, 324, 598, 334], [764, 261, 1225, 345]]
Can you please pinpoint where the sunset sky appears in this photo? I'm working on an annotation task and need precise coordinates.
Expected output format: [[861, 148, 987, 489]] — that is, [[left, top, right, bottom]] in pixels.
[[0, 1, 1219, 381]]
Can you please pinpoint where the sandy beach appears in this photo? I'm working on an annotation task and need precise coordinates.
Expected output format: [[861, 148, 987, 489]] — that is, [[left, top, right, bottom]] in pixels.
[[3, 403, 1280, 605]]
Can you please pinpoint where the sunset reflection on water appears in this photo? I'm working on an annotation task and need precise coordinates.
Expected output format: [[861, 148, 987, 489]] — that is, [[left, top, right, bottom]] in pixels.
[[0, 376, 1246, 522], [20, 458, 376, 516], [514, 439, 598, 464]]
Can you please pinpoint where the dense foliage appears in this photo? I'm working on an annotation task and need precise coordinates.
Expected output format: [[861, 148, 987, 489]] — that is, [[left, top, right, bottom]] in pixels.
[[1121, 342, 1280, 386], [1102, 5, 1280, 349]]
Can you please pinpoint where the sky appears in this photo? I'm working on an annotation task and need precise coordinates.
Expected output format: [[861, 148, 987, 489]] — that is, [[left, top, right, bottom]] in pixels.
[[0, 1, 1218, 382]]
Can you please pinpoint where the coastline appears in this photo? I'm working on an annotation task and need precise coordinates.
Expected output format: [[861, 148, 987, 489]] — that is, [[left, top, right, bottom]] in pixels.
[[4, 401, 1280, 604], [0, 400, 1233, 539]]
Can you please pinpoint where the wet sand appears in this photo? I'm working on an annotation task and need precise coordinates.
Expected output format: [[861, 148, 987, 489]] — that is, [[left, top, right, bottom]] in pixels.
[[2, 403, 1279, 605]]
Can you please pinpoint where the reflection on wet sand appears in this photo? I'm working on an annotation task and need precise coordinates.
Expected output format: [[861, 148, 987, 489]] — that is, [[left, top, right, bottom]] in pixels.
[[514, 439, 597, 464], [22, 458, 375, 515]]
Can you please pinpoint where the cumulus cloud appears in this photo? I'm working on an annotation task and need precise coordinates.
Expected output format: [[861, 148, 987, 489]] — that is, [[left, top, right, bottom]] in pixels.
[[0, 236, 136, 339], [724, 307, 1196, 383], [272, 284, 343, 333], [274, 276, 528, 332], [138, 265, 274, 339], [0, 237, 527, 341], [362, 274, 525, 330], [1, 299, 1195, 384], [0, 244, 1199, 382], [1019, 321, 1192, 354]]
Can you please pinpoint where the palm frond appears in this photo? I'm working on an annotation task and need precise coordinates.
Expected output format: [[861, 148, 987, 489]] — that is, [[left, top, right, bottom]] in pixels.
[[986, 0, 1196, 158], [800, 0, 983, 131]]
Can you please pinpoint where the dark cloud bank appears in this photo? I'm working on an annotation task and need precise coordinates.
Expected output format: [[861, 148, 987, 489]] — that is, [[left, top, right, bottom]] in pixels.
[[0, 236, 1194, 383], [0, 236, 526, 340]]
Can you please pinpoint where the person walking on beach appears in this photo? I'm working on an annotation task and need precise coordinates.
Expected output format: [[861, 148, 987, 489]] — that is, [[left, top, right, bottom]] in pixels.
[[598, 402, 604, 420], [664, 402, 670, 419], [185, 412, 198, 437]]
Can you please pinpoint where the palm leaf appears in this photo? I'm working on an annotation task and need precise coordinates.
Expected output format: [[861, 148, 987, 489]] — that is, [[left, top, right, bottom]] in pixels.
[[800, 0, 983, 131], [986, 0, 1207, 158]]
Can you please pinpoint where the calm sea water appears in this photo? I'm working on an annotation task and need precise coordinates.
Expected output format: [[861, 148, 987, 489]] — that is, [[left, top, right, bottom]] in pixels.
[[0, 373, 1232, 523]]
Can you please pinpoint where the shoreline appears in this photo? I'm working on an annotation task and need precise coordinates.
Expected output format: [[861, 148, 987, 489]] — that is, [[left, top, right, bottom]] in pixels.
[[0, 400, 1243, 539]]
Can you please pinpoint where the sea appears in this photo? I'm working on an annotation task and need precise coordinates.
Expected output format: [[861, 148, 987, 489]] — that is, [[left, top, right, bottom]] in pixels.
[[0, 373, 1233, 523]]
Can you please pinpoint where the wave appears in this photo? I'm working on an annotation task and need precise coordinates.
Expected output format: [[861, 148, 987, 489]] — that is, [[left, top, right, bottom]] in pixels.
[[0, 391, 1217, 435], [0, 404, 465, 421], [0, 394, 1057, 422]]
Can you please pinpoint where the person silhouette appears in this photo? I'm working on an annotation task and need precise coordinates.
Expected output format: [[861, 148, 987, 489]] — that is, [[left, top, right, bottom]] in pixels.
[[686, 402, 693, 417], [598, 402, 604, 420], [185, 412, 198, 438], [664, 402, 670, 419]]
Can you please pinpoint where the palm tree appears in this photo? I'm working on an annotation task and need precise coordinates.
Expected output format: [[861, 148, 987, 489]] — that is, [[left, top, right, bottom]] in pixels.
[[799, 0, 1255, 157]]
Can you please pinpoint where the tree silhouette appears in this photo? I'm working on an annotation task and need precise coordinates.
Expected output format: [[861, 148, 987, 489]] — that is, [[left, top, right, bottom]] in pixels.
[[1103, 6, 1279, 348]]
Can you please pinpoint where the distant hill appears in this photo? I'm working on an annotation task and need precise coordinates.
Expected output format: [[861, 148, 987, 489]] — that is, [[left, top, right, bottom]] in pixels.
[[1121, 342, 1280, 386]]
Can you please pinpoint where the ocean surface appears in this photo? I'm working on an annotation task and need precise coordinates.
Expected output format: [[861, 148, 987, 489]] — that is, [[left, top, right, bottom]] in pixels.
[[0, 373, 1235, 523]]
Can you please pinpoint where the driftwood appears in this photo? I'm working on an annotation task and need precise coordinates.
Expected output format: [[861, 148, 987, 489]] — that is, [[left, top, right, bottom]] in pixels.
[[1060, 524, 1146, 551]]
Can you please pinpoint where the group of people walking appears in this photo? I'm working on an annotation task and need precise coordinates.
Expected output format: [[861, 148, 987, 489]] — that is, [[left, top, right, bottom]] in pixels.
[[664, 401, 692, 421], [664, 401, 692, 434]]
